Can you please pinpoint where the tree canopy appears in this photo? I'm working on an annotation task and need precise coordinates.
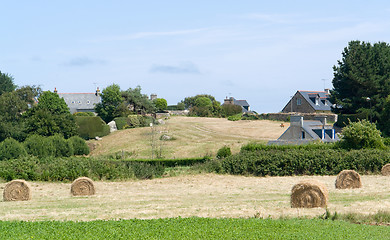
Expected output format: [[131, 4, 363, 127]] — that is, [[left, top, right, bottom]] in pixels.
[[0, 71, 17, 95], [95, 84, 124, 123], [331, 40, 390, 135]]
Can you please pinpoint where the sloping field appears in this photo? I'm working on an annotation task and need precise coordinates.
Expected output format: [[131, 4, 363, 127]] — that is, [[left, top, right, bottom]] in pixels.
[[89, 116, 288, 158], [0, 174, 389, 221]]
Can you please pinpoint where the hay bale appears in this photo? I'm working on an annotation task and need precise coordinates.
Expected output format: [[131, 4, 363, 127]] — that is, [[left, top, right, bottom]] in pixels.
[[71, 177, 95, 196], [3, 180, 31, 201], [291, 180, 328, 208], [381, 163, 390, 176], [335, 170, 362, 189]]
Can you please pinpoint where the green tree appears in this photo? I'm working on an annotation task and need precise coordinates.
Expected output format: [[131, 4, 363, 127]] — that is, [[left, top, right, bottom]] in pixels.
[[153, 98, 168, 112], [221, 104, 243, 117], [331, 41, 390, 120], [182, 94, 222, 117], [122, 86, 155, 114], [338, 119, 385, 149], [95, 84, 124, 123], [24, 91, 78, 138], [0, 71, 17, 95], [0, 86, 40, 141]]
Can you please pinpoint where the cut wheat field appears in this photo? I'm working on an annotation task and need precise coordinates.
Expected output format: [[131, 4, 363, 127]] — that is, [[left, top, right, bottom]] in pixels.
[[89, 116, 288, 158]]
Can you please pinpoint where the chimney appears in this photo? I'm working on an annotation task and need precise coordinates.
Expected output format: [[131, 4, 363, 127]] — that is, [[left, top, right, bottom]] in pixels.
[[324, 88, 330, 94], [95, 87, 100, 96], [54, 87, 58, 93]]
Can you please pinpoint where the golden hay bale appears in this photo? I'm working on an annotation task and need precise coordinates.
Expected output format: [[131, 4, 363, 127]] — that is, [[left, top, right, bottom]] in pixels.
[[335, 170, 362, 189], [3, 179, 31, 201], [291, 180, 328, 208], [71, 177, 95, 196], [381, 163, 390, 176]]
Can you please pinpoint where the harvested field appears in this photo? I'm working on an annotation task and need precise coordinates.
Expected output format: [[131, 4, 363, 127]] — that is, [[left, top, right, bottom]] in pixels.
[[0, 174, 389, 221], [89, 116, 288, 158]]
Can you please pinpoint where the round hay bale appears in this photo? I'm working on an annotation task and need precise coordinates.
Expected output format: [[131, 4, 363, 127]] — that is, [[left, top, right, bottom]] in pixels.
[[71, 177, 95, 196], [3, 180, 31, 201], [335, 170, 362, 189], [381, 163, 390, 176], [291, 180, 328, 208]]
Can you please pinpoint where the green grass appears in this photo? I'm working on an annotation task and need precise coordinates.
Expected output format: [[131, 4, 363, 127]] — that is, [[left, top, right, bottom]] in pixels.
[[0, 218, 389, 240]]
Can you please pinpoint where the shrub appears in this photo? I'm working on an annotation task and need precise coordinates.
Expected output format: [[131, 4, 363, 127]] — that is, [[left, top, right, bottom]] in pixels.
[[338, 119, 385, 149], [0, 138, 27, 160], [113, 117, 127, 130], [227, 113, 242, 121], [75, 116, 110, 139], [68, 136, 90, 155], [24, 134, 55, 157], [221, 104, 242, 117], [216, 146, 232, 159], [48, 134, 74, 157], [74, 112, 95, 116]]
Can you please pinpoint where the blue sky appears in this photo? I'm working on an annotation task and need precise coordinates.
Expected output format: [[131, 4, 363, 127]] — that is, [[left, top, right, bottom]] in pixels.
[[2, 1, 390, 113]]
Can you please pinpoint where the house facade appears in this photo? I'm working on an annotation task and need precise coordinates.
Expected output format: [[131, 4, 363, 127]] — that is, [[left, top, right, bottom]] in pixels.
[[282, 90, 332, 113], [56, 88, 101, 114], [223, 97, 250, 113], [268, 115, 339, 145]]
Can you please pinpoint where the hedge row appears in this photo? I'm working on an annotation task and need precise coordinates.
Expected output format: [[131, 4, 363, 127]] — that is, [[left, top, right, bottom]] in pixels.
[[0, 135, 89, 160], [0, 157, 211, 181], [222, 149, 390, 176], [75, 116, 110, 139]]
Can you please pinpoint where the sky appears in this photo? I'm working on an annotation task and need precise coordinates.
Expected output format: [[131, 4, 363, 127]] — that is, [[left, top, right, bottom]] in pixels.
[[2, 1, 390, 113]]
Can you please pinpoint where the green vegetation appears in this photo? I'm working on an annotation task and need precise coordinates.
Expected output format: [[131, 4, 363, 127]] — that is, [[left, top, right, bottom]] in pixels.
[[222, 143, 390, 176], [0, 138, 27, 160], [75, 116, 110, 139], [216, 146, 232, 159], [0, 218, 388, 240], [0, 70, 16, 95], [153, 98, 168, 112]]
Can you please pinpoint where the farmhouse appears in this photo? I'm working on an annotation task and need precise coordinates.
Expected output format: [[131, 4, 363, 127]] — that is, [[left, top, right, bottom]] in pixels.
[[282, 90, 332, 113], [223, 97, 251, 113], [56, 88, 101, 114], [268, 115, 339, 145]]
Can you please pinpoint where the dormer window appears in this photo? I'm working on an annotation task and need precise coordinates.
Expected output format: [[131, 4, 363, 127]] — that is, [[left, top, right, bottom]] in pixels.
[[297, 98, 301, 105]]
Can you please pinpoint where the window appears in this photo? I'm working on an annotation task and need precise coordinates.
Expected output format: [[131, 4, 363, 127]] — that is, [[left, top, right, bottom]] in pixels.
[[301, 131, 305, 139], [297, 98, 301, 105], [87, 100, 91, 104]]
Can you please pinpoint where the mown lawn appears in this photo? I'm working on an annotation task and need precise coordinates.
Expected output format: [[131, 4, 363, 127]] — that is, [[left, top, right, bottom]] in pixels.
[[0, 218, 388, 240]]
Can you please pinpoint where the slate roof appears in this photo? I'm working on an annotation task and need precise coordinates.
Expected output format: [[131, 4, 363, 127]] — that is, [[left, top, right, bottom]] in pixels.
[[57, 92, 101, 113], [298, 90, 332, 111]]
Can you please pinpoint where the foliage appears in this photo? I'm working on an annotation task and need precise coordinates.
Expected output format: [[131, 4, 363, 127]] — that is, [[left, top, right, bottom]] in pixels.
[[75, 116, 110, 139], [221, 104, 243, 117], [121, 86, 155, 114], [176, 102, 185, 110], [222, 148, 389, 176], [182, 94, 222, 117], [153, 98, 168, 112], [216, 146, 232, 159], [73, 112, 95, 116], [24, 134, 55, 158], [335, 113, 367, 128], [114, 115, 154, 130], [95, 84, 124, 123], [338, 119, 385, 149], [24, 91, 78, 138], [48, 134, 74, 157], [0, 86, 41, 141], [0, 71, 16, 95], [227, 113, 242, 121], [0, 218, 388, 240], [68, 136, 90, 155], [0, 138, 27, 160]]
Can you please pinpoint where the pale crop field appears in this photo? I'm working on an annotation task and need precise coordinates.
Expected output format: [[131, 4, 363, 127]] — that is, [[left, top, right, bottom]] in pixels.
[[1, 174, 389, 221], [89, 116, 288, 159]]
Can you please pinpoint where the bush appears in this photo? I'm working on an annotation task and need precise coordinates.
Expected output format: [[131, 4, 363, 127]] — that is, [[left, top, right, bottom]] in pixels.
[[73, 112, 95, 116], [48, 134, 74, 157], [75, 116, 110, 139], [222, 148, 390, 176], [0, 138, 27, 160], [338, 119, 385, 149], [68, 136, 90, 155], [227, 114, 242, 121], [221, 104, 242, 117], [113, 117, 127, 130], [24, 135, 55, 157], [216, 146, 232, 159]]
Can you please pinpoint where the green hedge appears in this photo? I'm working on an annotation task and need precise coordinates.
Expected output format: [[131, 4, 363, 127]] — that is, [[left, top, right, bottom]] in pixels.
[[222, 149, 390, 176], [75, 116, 110, 139]]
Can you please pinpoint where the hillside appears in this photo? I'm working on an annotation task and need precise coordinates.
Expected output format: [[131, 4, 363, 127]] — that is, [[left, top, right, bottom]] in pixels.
[[89, 116, 289, 159]]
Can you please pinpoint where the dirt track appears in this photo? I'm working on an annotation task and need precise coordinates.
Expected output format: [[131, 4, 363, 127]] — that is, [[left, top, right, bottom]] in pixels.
[[1, 174, 389, 221]]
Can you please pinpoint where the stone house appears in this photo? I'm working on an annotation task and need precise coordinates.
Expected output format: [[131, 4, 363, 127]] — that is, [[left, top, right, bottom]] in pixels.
[[268, 115, 339, 145], [56, 88, 102, 114], [223, 97, 250, 113], [282, 90, 332, 113]]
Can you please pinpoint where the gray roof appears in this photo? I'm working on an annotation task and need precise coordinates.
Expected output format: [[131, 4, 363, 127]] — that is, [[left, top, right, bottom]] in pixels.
[[298, 90, 332, 111], [233, 99, 249, 107], [58, 93, 101, 113]]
